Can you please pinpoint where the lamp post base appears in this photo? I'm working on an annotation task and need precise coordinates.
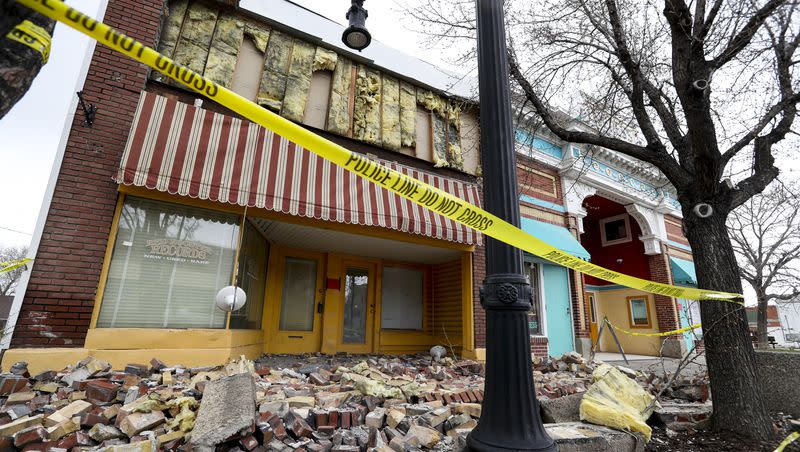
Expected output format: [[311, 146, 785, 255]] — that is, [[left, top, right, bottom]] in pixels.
[[466, 435, 558, 452], [465, 274, 556, 452]]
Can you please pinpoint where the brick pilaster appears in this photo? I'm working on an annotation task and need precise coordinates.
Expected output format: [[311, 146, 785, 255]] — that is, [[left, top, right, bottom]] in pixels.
[[648, 251, 680, 333], [12, 0, 165, 347]]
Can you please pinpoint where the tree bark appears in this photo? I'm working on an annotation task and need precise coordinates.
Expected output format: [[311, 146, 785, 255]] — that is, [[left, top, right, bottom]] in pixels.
[[0, 0, 55, 119], [756, 291, 769, 348], [682, 210, 772, 440]]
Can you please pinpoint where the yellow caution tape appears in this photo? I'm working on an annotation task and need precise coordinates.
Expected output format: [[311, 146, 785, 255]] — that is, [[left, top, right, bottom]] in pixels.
[[608, 320, 702, 337], [775, 432, 799, 452], [5, 19, 51, 63], [16, 0, 744, 302], [0, 258, 31, 274]]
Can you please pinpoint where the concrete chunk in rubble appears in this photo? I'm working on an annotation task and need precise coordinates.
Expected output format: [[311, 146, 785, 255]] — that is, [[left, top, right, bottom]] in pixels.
[[190, 373, 256, 450], [546, 422, 644, 452], [540, 393, 583, 423]]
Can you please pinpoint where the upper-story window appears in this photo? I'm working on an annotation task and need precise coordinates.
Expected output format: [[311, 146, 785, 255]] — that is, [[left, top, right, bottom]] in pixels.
[[600, 213, 632, 246]]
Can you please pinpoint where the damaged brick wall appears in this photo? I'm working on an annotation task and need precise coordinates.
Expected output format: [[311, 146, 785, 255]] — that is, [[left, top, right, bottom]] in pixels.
[[11, 0, 164, 348]]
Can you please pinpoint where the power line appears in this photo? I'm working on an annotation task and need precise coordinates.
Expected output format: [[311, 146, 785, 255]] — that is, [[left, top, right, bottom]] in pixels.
[[0, 226, 32, 236]]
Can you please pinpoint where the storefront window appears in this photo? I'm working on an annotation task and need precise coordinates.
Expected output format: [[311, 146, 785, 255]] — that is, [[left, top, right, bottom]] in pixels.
[[97, 197, 239, 329], [525, 261, 543, 335], [230, 221, 268, 329], [381, 266, 424, 330]]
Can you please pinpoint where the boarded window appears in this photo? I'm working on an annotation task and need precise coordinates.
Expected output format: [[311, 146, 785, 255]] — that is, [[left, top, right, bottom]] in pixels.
[[231, 37, 264, 101], [415, 107, 432, 162], [303, 71, 333, 129], [381, 266, 424, 330]]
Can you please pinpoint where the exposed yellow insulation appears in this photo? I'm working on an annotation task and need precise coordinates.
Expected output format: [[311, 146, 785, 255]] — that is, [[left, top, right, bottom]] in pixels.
[[156, 0, 188, 59], [399, 82, 416, 147], [204, 14, 243, 88], [313, 47, 338, 72], [579, 364, 657, 442], [432, 115, 448, 168], [353, 67, 382, 146], [326, 57, 353, 136], [281, 40, 316, 122], [172, 2, 218, 75], [418, 90, 447, 116], [243, 23, 270, 53], [445, 102, 461, 126], [381, 76, 401, 150], [447, 144, 464, 170], [257, 30, 293, 111]]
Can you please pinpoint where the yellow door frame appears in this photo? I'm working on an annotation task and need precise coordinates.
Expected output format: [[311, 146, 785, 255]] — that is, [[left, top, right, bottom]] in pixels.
[[585, 291, 599, 347], [336, 258, 379, 354], [262, 246, 326, 354]]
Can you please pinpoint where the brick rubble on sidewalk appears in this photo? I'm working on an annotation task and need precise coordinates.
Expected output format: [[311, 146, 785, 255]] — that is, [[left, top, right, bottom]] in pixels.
[[0, 350, 717, 451]]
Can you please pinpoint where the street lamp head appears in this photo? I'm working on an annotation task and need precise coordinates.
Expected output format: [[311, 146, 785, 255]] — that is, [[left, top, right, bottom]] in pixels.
[[342, 0, 371, 51]]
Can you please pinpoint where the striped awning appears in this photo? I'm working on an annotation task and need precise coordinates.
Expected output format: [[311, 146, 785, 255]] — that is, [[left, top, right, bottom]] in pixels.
[[117, 92, 482, 245]]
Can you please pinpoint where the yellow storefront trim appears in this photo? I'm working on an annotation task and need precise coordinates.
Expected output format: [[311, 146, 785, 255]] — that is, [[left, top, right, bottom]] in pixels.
[[84, 328, 261, 350]]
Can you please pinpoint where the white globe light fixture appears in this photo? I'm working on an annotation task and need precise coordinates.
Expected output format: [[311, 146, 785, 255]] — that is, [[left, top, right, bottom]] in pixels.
[[215, 286, 247, 312]]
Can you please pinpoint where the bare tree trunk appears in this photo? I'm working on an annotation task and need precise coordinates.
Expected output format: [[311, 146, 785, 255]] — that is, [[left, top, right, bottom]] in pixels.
[[683, 211, 772, 440], [756, 291, 769, 348], [0, 0, 55, 119]]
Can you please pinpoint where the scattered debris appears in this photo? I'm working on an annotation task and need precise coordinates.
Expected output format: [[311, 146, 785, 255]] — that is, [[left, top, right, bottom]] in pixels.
[[2, 351, 774, 450]]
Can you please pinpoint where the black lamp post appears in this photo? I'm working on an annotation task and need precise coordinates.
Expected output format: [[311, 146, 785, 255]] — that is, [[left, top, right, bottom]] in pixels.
[[466, 0, 556, 451], [342, 0, 371, 51]]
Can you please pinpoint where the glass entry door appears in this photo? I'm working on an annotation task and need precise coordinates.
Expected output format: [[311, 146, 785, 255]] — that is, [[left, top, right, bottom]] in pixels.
[[338, 260, 376, 353], [267, 248, 325, 353]]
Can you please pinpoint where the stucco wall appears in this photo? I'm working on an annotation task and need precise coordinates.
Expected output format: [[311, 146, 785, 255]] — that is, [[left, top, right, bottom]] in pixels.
[[595, 288, 662, 356]]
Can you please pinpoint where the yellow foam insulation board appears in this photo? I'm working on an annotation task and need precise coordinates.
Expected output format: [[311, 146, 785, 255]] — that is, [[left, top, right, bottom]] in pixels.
[[327, 57, 353, 136], [281, 40, 316, 122], [172, 2, 218, 75], [257, 30, 293, 111], [156, 0, 188, 59], [244, 23, 270, 53], [381, 76, 401, 150], [353, 66, 382, 146], [313, 47, 338, 72], [399, 82, 416, 147], [579, 364, 658, 442], [204, 14, 243, 88]]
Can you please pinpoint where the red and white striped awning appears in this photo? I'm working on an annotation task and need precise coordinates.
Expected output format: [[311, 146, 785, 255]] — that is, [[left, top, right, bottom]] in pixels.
[[117, 92, 482, 245]]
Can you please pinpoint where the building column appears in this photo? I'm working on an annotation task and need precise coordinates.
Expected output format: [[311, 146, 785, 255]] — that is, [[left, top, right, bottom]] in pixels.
[[648, 248, 686, 358]]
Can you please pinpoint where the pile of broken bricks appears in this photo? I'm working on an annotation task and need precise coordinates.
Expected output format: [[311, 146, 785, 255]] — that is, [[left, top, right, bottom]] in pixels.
[[0, 351, 712, 451], [0, 354, 492, 451]]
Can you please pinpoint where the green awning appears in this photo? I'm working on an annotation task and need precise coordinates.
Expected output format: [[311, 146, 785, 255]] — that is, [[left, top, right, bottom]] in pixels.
[[670, 257, 697, 286], [520, 217, 591, 261]]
